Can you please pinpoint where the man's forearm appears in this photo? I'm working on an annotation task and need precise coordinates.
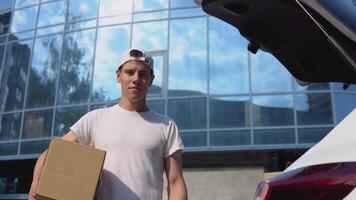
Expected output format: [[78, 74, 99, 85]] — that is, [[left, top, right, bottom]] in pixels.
[[32, 150, 48, 183], [168, 179, 188, 200]]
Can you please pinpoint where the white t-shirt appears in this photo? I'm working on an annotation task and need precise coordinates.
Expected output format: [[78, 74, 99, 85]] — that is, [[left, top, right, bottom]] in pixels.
[[70, 105, 184, 200]]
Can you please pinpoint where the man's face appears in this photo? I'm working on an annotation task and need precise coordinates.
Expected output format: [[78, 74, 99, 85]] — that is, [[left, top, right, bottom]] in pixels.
[[116, 61, 154, 103]]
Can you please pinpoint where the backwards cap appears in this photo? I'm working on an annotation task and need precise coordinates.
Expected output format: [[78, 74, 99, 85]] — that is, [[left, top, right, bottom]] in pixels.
[[118, 48, 154, 72]]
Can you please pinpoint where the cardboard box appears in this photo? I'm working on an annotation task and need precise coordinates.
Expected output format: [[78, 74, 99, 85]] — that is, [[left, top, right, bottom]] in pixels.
[[35, 138, 106, 200]]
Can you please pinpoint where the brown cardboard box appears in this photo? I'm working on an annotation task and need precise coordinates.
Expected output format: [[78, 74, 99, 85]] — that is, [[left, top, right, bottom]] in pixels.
[[35, 138, 106, 200]]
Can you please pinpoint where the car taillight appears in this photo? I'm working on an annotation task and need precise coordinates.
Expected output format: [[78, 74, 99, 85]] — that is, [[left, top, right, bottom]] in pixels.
[[254, 180, 271, 200]]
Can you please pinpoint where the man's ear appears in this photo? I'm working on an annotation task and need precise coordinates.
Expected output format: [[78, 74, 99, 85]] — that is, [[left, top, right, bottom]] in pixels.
[[116, 69, 121, 82], [149, 74, 155, 86]]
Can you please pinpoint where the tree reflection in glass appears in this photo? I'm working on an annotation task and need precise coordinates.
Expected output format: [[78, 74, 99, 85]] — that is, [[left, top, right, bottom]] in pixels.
[[57, 30, 95, 105]]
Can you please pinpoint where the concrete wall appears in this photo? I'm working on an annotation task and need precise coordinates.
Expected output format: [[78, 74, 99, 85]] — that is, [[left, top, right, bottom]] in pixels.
[[163, 167, 264, 200]]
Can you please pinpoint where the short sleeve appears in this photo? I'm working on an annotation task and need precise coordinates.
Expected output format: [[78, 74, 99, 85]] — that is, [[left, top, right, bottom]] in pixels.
[[70, 111, 95, 146], [164, 121, 184, 158]]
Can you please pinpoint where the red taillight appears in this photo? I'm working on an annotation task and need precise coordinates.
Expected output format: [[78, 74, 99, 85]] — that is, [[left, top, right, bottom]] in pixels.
[[254, 180, 271, 200]]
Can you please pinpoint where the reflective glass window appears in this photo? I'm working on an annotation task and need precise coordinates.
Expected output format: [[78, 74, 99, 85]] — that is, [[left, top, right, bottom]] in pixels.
[[252, 95, 294, 126], [132, 21, 168, 51], [170, 0, 197, 8], [147, 100, 164, 115], [98, 15, 132, 26], [22, 109, 53, 139], [0, 12, 11, 35], [210, 96, 250, 128], [134, 0, 168, 11], [26, 35, 62, 108], [210, 130, 250, 146], [133, 10, 168, 22], [254, 128, 295, 145], [209, 17, 249, 95], [37, 24, 64, 36], [0, 142, 18, 156], [169, 18, 207, 96], [92, 25, 130, 102], [8, 30, 34, 41], [0, 40, 32, 112], [67, 0, 98, 21], [170, 8, 206, 18], [66, 19, 96, 32], [54, 106, 87, 136], [298, 127, 332, 144], [0, 113, 22, 141], [294, 81, 330, 91], [251, 51, 292, 93], [148, 55, 163, 95], [333, 93, 356, 123], [11, 6, 38, 33], [296, 93, 333, 125], [15, 0, 38, 8], [99, 0, 133, 16], [168, 98, 207, 130], [180, 131, 206, 147], [0, 45, 4, 70], [333, 83, 356, 92], [58, 29, 95, 105], [20, 140, 50, 154], [0, 0, 13, 11], [37, 1, 65, 27]]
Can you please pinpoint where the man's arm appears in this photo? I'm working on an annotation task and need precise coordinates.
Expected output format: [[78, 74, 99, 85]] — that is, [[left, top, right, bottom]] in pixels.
[[165, 150, 188, 200], [28, 131, 79, 200]]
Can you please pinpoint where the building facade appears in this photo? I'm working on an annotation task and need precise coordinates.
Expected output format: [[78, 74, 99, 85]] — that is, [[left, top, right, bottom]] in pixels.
[[0, 0, 356, 198]]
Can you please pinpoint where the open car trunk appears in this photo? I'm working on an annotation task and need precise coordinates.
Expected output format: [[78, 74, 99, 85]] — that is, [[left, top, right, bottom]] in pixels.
[[201, 0, 356, 85]]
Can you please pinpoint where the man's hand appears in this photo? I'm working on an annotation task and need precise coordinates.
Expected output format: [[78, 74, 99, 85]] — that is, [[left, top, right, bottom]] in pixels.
[[28, 181, 38, 200]]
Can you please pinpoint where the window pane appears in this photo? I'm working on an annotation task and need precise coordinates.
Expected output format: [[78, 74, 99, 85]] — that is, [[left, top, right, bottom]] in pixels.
[[170, 8, 205, 18], [67, 0, 98, 21], [170, 0, 197, 8], [210, 130, 251, 146], [92, 25, 130, 102], [99, 0, 133, 16], [251, 51, 292, 93], [252, 95, 294, 126], [66, 19, 96, 32], [11, 6, 38, 33], [181, 131, 206, 147], [20, 140, 50, 154], [0, 40, 32, 112], [8, 30, 34, 41], [0, 0, 13, 11], [0, 113, 22, 141], [134, 0, 168, 11], [296, 93, 333, 125], [37, 1, 65, 27], [169, 18, 207, 96], [148, 55, 163, 95], [26, 35, 62, 108], [58, 29, 95, 105], [147, 100, 164, 115], [298, 127, 332, 144], [15, 0, 38, 8], [54, 106, 87, 137], [210, 96, 250, 128], [168, 98, 207, 130], [133, 10, 168, 22], [254, 129, 295, 145], [333, 93, 356, 123], [37, 24, 64, 36], [0, 12, 11, 35], [22, 109, 52, 139], [209, 17, 249, 94], [0, 142, 18, 156], [132, 21, 168, 51], [333, 83, 356, 92], [294, 81, 330, 91]]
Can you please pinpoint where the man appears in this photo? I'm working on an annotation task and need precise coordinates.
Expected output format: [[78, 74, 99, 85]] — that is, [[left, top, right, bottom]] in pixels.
[[29, 48, 188, 200]]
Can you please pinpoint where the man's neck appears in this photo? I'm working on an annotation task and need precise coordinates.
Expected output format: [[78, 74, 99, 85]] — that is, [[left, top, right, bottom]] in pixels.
[[118, 98, 149, 112]]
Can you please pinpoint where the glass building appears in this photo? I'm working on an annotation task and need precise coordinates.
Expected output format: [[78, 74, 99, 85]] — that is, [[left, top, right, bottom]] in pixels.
[[0, 0, 355, 198]]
